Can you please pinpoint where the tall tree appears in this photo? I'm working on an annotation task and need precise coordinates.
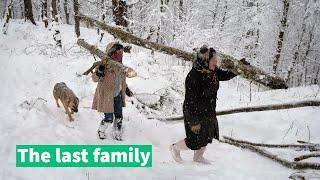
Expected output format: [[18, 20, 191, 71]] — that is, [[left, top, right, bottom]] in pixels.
[[178, 0, 184, 21], [51, 0, 57, 22], [97, 0, 106, 42], [51, 0, 62, 47], [286, 0, 310, 86], [2, 0, 13, 34], [273, 0, 290, 74], [73, 0, 80, 37], [24, 0, 37, 25], [219, 1, 228, 30], [64, 0, 70, 24], [157, 0, 169, 44], [41, 0, 48, 28]]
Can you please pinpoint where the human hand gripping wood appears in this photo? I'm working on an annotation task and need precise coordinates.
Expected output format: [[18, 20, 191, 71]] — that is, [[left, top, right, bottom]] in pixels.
[[191, 124, 201, 134]]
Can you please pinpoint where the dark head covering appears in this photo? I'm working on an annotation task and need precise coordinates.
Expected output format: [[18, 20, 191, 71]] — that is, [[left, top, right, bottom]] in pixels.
[[107, 42, 124, 63], [193, 45, 216, 70], [107, 42, 124, 57]]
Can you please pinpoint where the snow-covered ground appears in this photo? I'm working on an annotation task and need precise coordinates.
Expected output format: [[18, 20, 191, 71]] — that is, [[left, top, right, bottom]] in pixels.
[[0, 21, 320, 180]]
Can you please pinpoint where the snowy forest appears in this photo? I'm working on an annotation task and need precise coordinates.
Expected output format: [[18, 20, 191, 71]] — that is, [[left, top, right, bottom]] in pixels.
[[1, 0, 320, 87], [0, 0, 320, 179]]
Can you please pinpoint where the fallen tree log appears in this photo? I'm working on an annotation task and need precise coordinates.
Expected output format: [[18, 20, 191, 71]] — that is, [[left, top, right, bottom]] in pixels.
[[149, 100, 320, 121], [76, 14, 288, 89], [77, 39, 137, 78], [294, 153, 320, 162], [223, 136, 320, 152], [221, 137, 320, 170]]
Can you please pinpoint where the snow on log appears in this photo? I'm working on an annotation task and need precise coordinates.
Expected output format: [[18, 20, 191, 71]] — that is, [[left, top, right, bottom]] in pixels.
[[223, 136, 320, 152], [151, 100, 320, 121], [221, 136, 320, 170], [76, 14, 288, 89], [77, 39, 137, 78]]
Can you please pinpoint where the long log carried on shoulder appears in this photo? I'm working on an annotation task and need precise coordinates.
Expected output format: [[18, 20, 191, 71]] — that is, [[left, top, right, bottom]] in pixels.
[[76, 14, 288, 89], [77, 39, 137, 78]]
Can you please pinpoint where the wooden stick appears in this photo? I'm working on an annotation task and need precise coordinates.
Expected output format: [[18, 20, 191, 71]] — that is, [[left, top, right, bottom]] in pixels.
[[77, 39, 137, 78], [221, 138, 320, 170], [297, 140, 320, 146], [294, 153, 320, 162], [223, 136, 320, 152], [150, 100, 320, 121], [76, 14, 288, 89]]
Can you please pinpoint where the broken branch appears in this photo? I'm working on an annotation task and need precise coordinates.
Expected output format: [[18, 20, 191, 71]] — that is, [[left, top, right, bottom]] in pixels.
[[221, 137, 320, 170], [294, 153, 320, 162], [223, 136, 320, 152]]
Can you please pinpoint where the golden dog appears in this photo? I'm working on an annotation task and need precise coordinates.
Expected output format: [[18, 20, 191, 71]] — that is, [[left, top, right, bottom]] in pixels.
[[53, 82, 79, 121]]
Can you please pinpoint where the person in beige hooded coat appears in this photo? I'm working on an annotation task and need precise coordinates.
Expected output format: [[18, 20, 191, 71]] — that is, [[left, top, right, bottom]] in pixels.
[[92, 42, 133, 140]]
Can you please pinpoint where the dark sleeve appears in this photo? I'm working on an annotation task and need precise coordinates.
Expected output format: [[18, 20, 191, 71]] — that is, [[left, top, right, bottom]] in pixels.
[[184, 72, 201, 126], [216, 68, 237, 81]]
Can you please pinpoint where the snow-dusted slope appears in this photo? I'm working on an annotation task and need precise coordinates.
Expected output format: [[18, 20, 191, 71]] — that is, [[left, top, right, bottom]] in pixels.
[[0, 21, 319, 180]]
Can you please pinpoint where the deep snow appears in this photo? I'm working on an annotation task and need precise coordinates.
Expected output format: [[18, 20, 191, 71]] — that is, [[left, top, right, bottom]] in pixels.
[[0, 21, 320, 180]]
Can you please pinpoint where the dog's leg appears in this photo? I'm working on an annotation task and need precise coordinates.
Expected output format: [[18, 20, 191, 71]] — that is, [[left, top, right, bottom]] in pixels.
[[54, 96, 60, 108], [56, 99, 60, 108], [63, 103, 73, 121]]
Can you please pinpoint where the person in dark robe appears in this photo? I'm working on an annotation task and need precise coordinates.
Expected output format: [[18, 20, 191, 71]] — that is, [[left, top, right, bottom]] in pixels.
[[170, 45, 237, 164]]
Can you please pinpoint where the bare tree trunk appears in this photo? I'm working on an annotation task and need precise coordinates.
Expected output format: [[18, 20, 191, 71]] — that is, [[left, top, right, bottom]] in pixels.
[[212, 0, 220, 28], [178, 0, 184, 21], [51, 0, 62, 47], [314, 65, 320, 85], [24, 0, 37, 25], [76, 14, 288, 89], [64, 0, 70, 24], [2, 0, 13, 34], [51, 0, 57, 21], [41, 0, 48, 28], [286, 0, 309, 87], [303, 24, 315, 86], [77, 39, 136, 78], [97, 0, 106, 42], [112, 0, 128, 27], [157, 0, 169, 44], [20, 4, 24, 18], [273, 0, 290, 74], [219, 1, 227, 30], [73, 0, 80, 37]]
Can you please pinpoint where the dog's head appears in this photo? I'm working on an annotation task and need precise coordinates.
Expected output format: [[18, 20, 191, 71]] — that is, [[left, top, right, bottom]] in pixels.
[[70, 97, 79, 113]]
